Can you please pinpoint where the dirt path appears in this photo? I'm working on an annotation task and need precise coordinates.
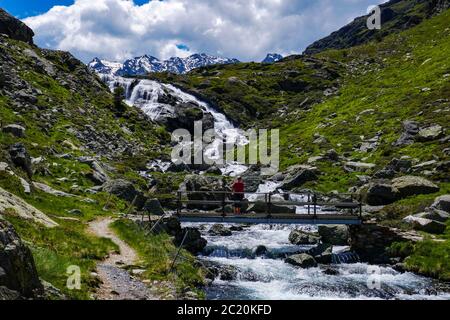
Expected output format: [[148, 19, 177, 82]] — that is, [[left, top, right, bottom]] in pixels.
[[88, 218, 156, 300]]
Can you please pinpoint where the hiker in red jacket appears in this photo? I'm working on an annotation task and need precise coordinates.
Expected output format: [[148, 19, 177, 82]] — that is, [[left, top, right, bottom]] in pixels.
[[232, 177, 245, 214]]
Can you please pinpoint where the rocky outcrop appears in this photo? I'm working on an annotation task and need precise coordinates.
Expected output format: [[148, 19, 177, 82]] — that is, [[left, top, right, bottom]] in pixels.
[[2, 124, 26, 137], [142, 199, 165, 216], [307, 243, 333, 264], [432, 195, 450, 212], [403, 215, 446, 234], [182, 175, 225, 210], [174, 228, 207, 254], [318, 225, 349, 246], [279, 165, 318, 190], [0, 187, 58, 228], [289, 230, 320, 245], [365, 182, 397, 206], [304, 0, 448, 55], [391, 176, 440, 198], [285, 253, 317, 268], [364, 176, 440, 205], [9, 143, 32, 179], [0, 9, 34, 44], [349, 224, 408, 264], [417, 125, 445, 142], [208, 224, 232, 237], [103, 179, 145, 208], [0, 217, 43, 299]]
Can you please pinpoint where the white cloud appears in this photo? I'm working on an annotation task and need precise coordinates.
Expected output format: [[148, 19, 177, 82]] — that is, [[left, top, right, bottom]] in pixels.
[[23, 0, 387, 63]]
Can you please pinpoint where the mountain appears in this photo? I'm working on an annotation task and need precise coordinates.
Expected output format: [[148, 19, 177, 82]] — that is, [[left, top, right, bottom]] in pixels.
[[262, 53, 283, 63], [88, 53, 240, 76], [304, 0, 450, 55]]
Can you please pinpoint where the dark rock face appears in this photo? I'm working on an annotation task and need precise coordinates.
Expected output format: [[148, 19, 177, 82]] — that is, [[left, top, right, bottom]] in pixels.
[[391, 176, 440, 198], [9, 143, 32, 178], [0, 9, 34, 44], [285, 253, 317, 268], [308, 243, 333, 264], [318, 225, 349, 246], [208, 224, 232, 237], [0, 218, 43, 299], [280, 166, 318, 190], [142, 199, 165, 216], [366, 182, 397, 206], [432, 195, 450, 212], [289, 230, 320, 245], [103, 179, 145, 208], [2, 124, 26, 137], [182, 175, 225, 210], [175, 228, 207, 254], [349, 224, 407, 264]]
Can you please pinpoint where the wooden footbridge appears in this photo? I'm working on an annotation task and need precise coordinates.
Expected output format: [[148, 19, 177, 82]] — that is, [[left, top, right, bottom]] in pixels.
[[174, 191, 363, 225]]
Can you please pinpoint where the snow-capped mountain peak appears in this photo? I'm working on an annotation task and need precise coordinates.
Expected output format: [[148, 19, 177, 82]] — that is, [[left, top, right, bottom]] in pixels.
[[88, 53, 240, 76], [262, 53, 283, 64]]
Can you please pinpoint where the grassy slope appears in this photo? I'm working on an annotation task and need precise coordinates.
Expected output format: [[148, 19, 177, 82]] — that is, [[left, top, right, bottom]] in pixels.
[[0, 37, 191, 299], [110, 219, 205, 299]]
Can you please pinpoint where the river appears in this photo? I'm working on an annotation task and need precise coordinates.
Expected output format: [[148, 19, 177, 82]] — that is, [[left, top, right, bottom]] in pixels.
[[185, 223, 450, 300]]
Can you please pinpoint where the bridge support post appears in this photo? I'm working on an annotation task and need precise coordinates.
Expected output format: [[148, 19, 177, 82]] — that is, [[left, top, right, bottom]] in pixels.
[[222, 191, 226, 218], [176, 191, 181, 217], [267, 192, 272, 219], [313, 194, 317, 220]]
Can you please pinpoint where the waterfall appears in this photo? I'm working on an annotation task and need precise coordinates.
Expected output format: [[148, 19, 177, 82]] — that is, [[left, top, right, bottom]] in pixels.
[[103, 75, 248, 175]]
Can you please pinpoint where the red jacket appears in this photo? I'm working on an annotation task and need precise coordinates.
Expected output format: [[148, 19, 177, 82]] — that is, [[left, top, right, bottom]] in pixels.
[[232, 181, 245, 193]]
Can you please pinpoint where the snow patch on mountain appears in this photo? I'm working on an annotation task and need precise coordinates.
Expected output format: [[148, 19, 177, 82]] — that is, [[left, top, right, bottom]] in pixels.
[[88, 53, 239, 76], [262, 53, 283, 64]]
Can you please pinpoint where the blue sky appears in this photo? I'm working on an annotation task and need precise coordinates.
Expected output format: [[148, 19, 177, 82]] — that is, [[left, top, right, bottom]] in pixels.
[[0, 0, 148, 17], [1, 0, 387, 63]]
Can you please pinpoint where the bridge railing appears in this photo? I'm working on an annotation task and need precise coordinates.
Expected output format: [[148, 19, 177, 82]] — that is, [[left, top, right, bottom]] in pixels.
[[175, 190, 363, 220]]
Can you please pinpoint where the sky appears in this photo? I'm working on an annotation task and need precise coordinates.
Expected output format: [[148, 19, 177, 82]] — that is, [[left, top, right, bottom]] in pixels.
[[0, 0, 387, 63]]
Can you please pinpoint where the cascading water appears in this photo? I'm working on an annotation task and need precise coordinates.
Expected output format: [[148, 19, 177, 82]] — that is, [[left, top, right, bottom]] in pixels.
[[189, 223, 450, 300], [103, 75, 248, 176]]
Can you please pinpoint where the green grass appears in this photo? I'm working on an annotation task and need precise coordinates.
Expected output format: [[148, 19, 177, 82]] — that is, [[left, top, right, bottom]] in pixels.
[[4, 216, 117, 300], [110, 219, 205, 298]]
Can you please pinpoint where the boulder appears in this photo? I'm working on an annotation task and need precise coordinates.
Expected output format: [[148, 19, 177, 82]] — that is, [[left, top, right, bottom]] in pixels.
[[318, 225, 349, 245], [391, 176, 439, 198], [403, 216, 446, 234], [208, 224, 232, 237], [417, 125, 444, 142], [0, 8, 34, 44], [252, 245, 268, 257], [280, 166, 318, 190], [349, 224, 409, 264], [205, 166, 222, 175], [103, 179, 144, 206], [308, 243, 333, 264], [2, 125, 25, 138], [344, 162, 376, 172], [241, 165, 264, 192], [289, 230, 320, 245], [0, 187, 58, 228], [9, 143, 32, 178], [415, 210, 449, 223], [182, 175, 225, 210], [86, 161, 109, 185], [285, 254, 318, 268], [174, 228, 207, 254], [142, 199, 165, 216], [0, 218, 43, 299], [366, 182, 397, 206], [432, 195, 450, 213]]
